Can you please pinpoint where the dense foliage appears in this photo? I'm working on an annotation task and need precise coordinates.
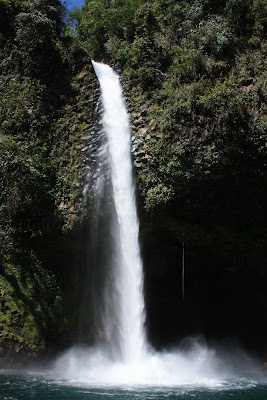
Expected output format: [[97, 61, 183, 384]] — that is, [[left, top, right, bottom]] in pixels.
[[0, 0, 266, 354], [68, 0, 267, 348], [0, 0, 97, 353], [67, 0, 266, 252]]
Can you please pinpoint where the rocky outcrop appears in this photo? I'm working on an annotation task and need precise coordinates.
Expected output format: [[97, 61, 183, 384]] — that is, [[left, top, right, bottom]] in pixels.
[[130, 101, 161, 170]]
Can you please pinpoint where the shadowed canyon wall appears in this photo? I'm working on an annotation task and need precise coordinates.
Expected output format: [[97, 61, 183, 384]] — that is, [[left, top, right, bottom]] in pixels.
[[0, 0, 266, 362]]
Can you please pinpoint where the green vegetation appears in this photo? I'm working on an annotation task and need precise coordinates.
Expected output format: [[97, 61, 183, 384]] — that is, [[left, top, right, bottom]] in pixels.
[[0, 0, 97, 353], [0, 0, 266, 353], [0, 254, 63, 350], [68, 0, 265, 246], [68, 0, 267, 348]]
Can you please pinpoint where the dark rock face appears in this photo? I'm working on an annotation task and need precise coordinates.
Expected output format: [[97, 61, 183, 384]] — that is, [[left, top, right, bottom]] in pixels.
[[131, 104, 161, 170], [125, 73, 267, 356]]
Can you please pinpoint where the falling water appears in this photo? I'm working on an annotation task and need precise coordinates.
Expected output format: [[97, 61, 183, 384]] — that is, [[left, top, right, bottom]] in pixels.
[[53, 63, 258, 388], [91, 61, 146, 363]]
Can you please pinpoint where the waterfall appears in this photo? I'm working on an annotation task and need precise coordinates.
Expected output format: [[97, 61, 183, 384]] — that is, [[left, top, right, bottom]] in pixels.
[[92, 61, 146, 363], [54, 62, 253, 386]]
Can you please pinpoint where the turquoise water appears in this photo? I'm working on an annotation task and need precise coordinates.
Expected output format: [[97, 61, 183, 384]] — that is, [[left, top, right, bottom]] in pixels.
[[1, 370, 267, 400]]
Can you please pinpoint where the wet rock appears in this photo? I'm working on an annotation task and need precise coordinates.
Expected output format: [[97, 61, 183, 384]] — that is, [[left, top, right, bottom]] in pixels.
[[134, 161, 143, 168]]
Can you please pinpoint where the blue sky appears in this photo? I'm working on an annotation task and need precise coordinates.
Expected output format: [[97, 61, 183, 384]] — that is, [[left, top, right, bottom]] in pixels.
[[64, 0, 85, 11]]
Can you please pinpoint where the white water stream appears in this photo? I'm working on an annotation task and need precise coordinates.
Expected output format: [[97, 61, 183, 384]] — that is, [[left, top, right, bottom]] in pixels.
[[54, 62, 257, 386], [91, 60, 146, 363]]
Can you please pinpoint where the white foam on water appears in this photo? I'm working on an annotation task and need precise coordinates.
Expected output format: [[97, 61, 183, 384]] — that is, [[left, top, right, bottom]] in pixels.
[[54, 345, 218, 386], [54, 337, 261, 389]]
